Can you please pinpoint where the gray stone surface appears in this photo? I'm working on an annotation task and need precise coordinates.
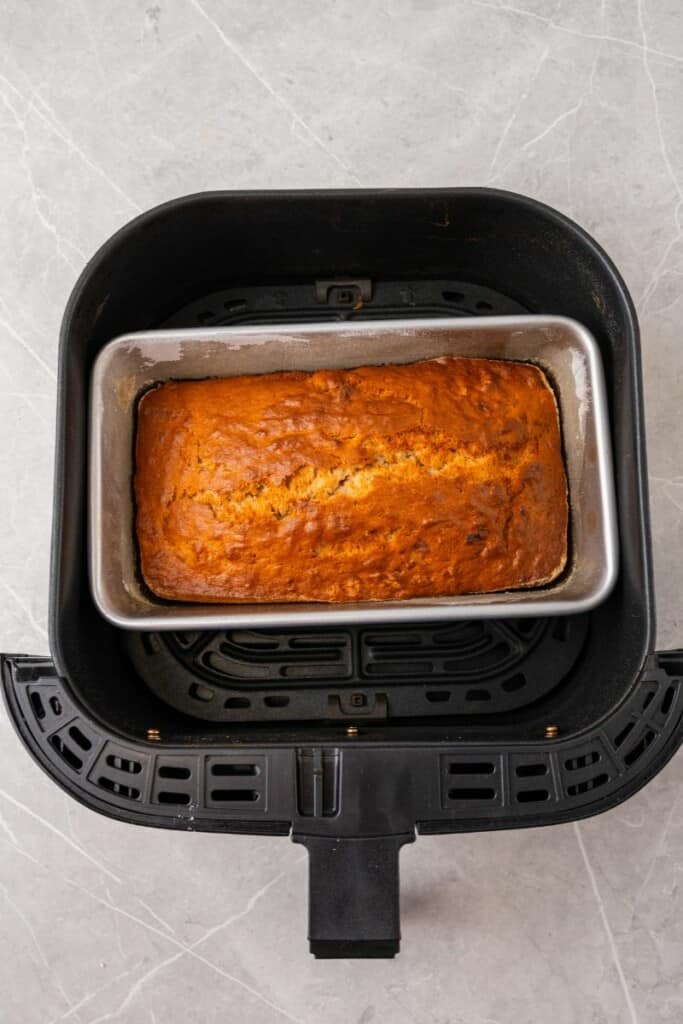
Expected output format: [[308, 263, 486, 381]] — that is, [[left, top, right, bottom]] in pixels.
[[0, 1, 681, 1021]]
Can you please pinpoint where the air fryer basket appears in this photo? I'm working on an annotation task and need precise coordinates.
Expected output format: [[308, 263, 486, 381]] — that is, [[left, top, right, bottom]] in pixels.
[[3, 189, 682, 959]]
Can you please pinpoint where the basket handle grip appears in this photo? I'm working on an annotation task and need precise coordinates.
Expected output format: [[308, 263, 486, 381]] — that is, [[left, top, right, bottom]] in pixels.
[[294, 832, 414, 959]]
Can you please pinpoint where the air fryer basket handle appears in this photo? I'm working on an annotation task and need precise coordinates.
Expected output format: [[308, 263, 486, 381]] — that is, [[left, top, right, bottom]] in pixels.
[[294, 833, 414, 959]]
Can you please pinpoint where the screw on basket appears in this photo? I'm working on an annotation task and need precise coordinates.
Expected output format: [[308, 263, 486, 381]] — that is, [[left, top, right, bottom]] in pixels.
[[146, 727, 161, 742], [346, 725, 359, 737], [544, 724, 560, 739]]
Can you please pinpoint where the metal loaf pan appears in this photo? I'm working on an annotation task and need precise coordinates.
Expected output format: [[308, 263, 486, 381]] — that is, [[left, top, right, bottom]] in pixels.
[[89, 315, 618, 629]]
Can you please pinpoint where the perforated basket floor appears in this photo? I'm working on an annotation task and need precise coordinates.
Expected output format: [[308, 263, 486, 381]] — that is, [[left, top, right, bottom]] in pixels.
[[127, 616, 589, 722]]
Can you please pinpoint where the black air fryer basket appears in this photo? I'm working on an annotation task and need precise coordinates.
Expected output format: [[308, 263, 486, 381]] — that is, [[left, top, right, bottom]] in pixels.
[[3, 189, 682, 958]]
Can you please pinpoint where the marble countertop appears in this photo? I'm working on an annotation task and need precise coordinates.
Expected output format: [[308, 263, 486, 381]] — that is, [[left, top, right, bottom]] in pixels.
[[1, 2, 681, 1022]]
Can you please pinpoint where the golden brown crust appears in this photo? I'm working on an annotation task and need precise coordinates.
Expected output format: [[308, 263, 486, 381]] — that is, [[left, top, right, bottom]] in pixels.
[[134, 357, 568, 603]]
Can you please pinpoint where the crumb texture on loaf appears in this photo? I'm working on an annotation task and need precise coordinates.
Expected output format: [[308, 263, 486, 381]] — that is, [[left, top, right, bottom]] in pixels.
[[134, 356, 568, 603]]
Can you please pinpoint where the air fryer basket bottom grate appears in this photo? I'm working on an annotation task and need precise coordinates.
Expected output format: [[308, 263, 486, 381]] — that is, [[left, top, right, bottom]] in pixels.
[[129, 617, 589, 723], [131, 278, 586, 723]]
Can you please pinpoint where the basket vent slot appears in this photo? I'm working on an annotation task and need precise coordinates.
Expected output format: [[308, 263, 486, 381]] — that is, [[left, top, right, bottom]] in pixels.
[[660, 686, 676, 716], [516, 789, 549, 803], [106, 754, 142, 774], [158, 765, 191, 780], [448, 761, 494, 775], [210, 789, 259, 803], [29, 691, 46, 720], [264, 695, 290, 708], [98, 776, 141, 800], [515, 763, 547, 778], [447, 787, 496, 801], [502, 673, 526, 693], [442, 757, 500, 806], [69, 726, 92, 751], [49, 735, 82, 772], [157, 791, 191, 805], [211, 763, 259, 776], [565, 751, 601, 771], [466, 689, 491, 702], [567, 773, 609, 797], [614, 721, 635, 747], [205, 756, 266, 810], [623, 729, 656, 766]]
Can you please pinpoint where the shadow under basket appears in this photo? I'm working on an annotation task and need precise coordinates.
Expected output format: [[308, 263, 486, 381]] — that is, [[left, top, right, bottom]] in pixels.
[[3, 188, 682, 959]]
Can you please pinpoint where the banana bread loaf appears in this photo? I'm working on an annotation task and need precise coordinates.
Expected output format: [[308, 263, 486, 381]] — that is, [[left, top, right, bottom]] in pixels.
[[135, 356, 568, 603]]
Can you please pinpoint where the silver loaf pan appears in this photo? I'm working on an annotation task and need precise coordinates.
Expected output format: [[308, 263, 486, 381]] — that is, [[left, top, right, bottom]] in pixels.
[[89, 315, 618, 630]]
